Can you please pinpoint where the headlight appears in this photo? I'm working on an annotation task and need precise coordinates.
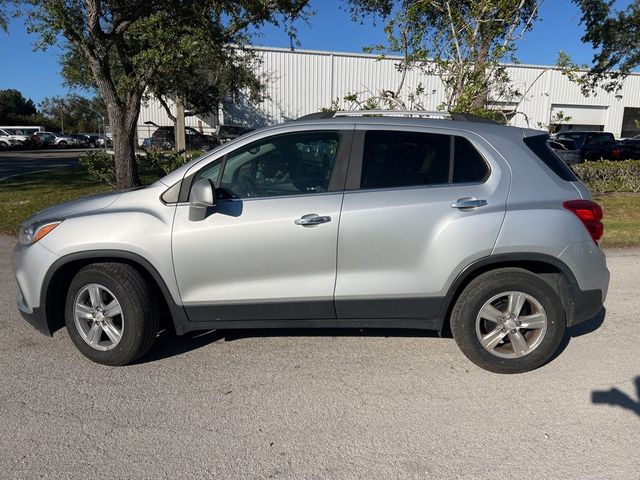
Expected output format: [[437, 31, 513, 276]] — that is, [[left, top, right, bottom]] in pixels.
[[18, 220, 62, 246]]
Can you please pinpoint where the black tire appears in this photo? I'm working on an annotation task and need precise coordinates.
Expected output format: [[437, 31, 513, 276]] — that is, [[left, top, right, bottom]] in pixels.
[[58, 141, 68, 148], [450, 268, 566, 374], [65, 262, 159, 366]]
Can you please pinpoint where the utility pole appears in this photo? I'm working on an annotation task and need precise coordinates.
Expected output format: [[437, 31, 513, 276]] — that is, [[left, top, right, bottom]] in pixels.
[[175, 96, 186, 155]]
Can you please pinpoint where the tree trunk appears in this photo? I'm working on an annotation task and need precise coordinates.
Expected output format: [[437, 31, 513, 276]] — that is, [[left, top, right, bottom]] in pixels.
[[107, 104, 141, 189]]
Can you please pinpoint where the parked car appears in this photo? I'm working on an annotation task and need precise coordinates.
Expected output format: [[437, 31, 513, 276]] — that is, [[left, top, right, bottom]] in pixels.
[[217, 124, 254, 143], [555, 131, 636, 161], [31, 132, 78, 148], [146, 126, 219, 150], [619, 134, 640, 156], [0, 128, 30, 146], [95, 135, 113, 148], [70, 134, 92, 148], [13, 111, 609, 373], [548, 138, 581, 165]]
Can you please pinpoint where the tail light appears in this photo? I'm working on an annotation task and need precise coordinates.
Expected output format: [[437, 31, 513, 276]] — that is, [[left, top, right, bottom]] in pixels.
[[611, 148, 621, 159], [563, 199, 604, 243]]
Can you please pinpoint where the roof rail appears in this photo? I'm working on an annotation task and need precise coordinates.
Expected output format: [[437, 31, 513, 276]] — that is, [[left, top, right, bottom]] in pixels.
[[334, 110, 452, 119], [296, 110, 498, 124]]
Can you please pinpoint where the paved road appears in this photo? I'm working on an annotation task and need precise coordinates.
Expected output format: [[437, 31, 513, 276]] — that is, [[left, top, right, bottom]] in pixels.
[[0, 235, 638, 479], [0, 149, 89, 180]]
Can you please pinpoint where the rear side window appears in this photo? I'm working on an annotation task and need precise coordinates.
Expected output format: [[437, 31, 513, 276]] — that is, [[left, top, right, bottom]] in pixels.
[[523, 134, 577, 181], [360, 131, 488, 190], [453, 136, 488, 183]]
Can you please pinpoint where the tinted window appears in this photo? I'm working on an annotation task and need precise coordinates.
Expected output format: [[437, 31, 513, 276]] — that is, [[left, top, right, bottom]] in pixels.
[[523, 134, 578, 181], [558, 132, 584, 145], [218, 131, 340, 199], [453, 136, 489, 183], [554, 138, 578, 150], [360, 131, 487, 189], [193, 157, 222, 186]]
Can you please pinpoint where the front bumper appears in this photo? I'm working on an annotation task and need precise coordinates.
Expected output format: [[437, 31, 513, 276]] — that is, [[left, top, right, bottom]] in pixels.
[[17, 305, 52, 336], [13, 241, 59, 336]]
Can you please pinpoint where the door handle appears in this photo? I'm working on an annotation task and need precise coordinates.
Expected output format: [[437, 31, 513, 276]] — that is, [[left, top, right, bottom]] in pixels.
[[295, 213, 332, 226], [451, 197, 488, 209]]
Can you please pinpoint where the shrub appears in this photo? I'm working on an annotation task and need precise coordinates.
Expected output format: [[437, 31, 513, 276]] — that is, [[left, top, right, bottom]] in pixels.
[[78, 150, 116, 188], [79, 150, 203, 187], [138, 150, 203, 176], [571, 160, 640, 194]]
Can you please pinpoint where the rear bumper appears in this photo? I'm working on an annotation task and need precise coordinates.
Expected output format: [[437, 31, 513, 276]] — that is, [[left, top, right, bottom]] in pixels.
[[570, 287, 605, 326]]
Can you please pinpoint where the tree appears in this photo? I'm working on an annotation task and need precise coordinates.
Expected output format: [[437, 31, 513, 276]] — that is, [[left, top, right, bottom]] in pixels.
[[0, 88, 38, 123], [24, 1, 309, 189], [0, 0, 10, 32], [40, 94, 107, 133], [572, 0, 640, 90], [345, 0, 542, 115]]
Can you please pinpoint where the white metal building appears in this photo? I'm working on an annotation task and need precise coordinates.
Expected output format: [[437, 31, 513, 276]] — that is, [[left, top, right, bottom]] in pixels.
[[137, 46, 640, 141]]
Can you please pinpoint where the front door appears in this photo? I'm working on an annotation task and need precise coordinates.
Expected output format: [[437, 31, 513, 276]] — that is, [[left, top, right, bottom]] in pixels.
[[172, 129, 351, 323]]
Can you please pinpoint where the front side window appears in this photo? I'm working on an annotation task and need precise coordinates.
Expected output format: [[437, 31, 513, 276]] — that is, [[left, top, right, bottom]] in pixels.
[[360, 130, 488, 190], [218, 131, 340, 199]]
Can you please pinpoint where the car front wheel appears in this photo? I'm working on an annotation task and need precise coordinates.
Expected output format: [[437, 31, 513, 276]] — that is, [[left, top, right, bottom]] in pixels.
[[450, 268, 566, 374], [65, 262, 159, 365]]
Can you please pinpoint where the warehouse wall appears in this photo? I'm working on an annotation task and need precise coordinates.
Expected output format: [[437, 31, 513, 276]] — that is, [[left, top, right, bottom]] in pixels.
[[138, 46, 640, 140]]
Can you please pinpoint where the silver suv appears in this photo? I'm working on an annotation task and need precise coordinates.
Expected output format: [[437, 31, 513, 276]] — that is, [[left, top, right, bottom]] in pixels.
[[12, 111, 609, 373]]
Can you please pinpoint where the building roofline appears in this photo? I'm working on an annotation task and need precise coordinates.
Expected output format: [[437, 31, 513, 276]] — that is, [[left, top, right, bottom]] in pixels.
[[244, 44, 640, 76]]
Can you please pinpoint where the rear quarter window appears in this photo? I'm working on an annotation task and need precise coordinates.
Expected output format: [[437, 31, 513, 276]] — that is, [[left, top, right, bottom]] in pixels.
[[523, 134, 578, 182]]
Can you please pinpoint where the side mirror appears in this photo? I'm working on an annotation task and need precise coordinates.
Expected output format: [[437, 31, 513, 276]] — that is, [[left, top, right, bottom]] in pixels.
[[189, 178, 217, 221]]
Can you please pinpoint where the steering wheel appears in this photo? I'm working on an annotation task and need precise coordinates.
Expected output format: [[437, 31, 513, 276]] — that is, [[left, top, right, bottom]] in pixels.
[[231, 170, 259, 198]]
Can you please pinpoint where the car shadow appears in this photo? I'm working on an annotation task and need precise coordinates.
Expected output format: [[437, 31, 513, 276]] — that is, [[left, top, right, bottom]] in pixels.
[[592, 376, 640, 417], [135, 327, 440, 364], [549, 307, 607, 362], [135, 308, 606, 365]]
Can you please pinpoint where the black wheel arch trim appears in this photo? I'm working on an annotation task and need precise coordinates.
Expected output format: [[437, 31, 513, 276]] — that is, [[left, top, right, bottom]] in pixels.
[[40, 249, 190, 336], [438, 252, 601, 331], [37, 250, 600, 338]]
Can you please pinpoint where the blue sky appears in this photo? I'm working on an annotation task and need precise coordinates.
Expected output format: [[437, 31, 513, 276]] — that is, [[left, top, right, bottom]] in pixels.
[[0, 0, 632, 105]]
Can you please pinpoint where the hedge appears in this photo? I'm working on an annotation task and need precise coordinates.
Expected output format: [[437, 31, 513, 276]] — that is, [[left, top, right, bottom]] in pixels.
[[79, 150, 203, 188], [571, 160, 640, 194]]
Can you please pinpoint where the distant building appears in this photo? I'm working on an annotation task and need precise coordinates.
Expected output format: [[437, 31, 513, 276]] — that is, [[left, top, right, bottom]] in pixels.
[[137, 46, 640, 143]]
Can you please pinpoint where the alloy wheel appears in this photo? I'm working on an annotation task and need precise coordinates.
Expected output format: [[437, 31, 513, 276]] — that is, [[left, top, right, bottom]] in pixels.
[[475, 291, 548, 359], [73, 283, 124, 351]]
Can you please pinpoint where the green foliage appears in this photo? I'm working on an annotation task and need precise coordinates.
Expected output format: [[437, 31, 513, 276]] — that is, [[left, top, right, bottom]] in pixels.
[[138, 150, 203, 176], [21, 0, 311, 189], [39, 94, 107, 133], [0, 0, 14, 32], [537, 110, 572, 133], [572, 160, 640, 194], [0, 89, 38, 124], [79, 149, 203, 187], [573, 0, 640, 84], [347, 0, 542, 112], [78, 150, 117, 188]]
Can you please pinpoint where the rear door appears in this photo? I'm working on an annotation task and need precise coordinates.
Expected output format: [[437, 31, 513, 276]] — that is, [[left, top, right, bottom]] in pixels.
[[334, 125, 510, 323]]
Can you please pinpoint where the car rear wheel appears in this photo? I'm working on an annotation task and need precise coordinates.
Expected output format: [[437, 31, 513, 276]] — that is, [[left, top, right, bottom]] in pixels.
[[58, 141, 68, 148], [65, 262, 159, 365], [450, 268, 566, 374]]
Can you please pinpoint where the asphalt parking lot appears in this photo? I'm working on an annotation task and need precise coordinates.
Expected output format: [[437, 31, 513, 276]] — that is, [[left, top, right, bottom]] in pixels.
[[0, 233, 638, 479], [0, 149, 86, 180]]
